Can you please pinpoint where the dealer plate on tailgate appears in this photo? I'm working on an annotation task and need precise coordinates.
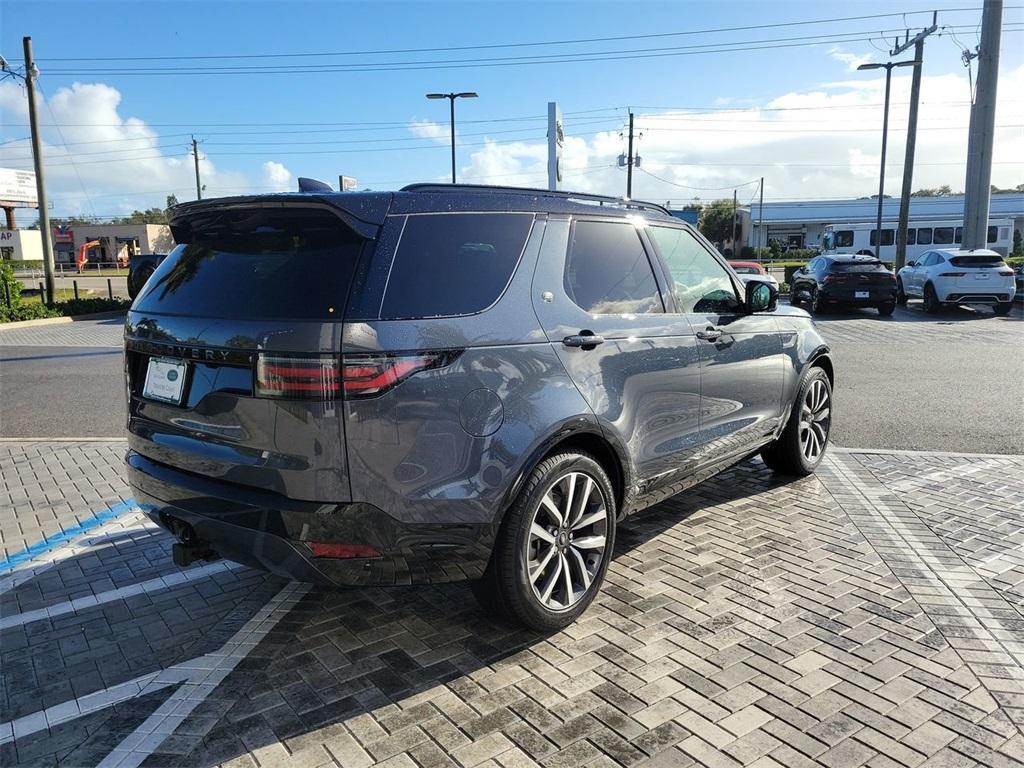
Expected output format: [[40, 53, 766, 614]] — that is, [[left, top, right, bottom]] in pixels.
[[143, 358, 187, 404]]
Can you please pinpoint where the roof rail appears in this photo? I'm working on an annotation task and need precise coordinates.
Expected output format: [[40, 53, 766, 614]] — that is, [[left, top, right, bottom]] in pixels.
[[399, 183, 672, 217]]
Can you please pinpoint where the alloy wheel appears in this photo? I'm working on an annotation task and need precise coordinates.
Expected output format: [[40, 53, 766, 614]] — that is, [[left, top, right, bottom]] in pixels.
[[799, 378, 831, 461], [525, 471, 609, 611]]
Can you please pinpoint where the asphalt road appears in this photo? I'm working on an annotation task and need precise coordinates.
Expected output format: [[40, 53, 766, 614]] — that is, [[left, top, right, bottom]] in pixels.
[[1, 303, 1021, 451], [0, 346, 126, 437]]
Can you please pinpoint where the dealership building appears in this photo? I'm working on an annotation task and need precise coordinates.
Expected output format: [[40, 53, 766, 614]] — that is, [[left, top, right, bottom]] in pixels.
[[740, 192, 1024, 251]]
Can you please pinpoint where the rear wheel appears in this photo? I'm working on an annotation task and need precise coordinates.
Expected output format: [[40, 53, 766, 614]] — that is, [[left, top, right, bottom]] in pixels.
[[923, 283, 942, 314], [761, 367, 832, 476], [896, 278, 907, 305], [473, 453, 615, 631], [877, 302, 895, 316], [810, 289, 828, 315], [994, 301, 1013, 316]]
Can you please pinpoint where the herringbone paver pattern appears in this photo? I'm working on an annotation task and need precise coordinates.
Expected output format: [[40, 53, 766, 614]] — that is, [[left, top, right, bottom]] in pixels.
[[1, 441, 1022, 767], [0, 318, 124, 348]]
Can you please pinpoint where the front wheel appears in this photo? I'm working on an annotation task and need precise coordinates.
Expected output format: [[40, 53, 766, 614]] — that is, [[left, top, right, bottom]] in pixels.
[[993, 301, 1013, 316], [761, 367, 832, 476], [473, 453, 616, 631]]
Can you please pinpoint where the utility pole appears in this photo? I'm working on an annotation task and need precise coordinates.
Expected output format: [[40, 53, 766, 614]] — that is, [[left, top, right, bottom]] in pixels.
[[732, 189, 738, 254], [757, 176, 764, 256], [891, 13, 937, 272], [22, 36, 55, 304], [962, 0, 1003, 251], [626, 112, 635, 199], [191, 136, 202, 200]]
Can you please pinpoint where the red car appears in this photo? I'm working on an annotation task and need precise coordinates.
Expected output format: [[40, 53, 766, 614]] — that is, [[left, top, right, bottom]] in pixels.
[[728, 261, 779, 289]]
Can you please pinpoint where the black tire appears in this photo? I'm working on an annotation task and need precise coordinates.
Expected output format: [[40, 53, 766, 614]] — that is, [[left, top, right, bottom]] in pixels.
[[923, 282, 942, 314], [896, 278, 908, 305], [877, 302, 895, 317], [474, 452, 616, 632], [993, 301, 1013, 316], [761, 367, 832, 476], [810, 288, 828, 315]]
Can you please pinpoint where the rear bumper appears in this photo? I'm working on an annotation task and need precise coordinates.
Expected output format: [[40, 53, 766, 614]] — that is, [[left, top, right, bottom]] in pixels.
[[938, 289, 1015, 304], [127, 450, 492, 586], [820, 286, 896, 305]]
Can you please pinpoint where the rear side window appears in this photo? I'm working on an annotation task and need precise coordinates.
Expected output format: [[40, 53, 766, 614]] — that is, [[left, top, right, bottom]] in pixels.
[[135, 209, 364, 320], [565, 220, 664, 314], [381, 213, 533, 319]]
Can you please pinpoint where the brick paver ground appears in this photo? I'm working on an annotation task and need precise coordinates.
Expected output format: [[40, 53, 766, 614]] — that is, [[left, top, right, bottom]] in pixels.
[[1, 441, 1022, 768]]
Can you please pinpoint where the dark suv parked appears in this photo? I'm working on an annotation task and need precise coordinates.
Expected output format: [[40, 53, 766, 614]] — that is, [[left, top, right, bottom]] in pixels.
[[125, 184, 834, 630], [791, 254, 897, 316]]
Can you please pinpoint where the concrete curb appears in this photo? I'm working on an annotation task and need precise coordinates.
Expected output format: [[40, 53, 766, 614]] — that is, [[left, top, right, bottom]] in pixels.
[[0, 311, 126, 331]]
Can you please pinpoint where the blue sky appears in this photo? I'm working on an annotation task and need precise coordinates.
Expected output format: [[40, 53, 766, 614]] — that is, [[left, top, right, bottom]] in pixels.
[[1, 0, 1021, 218]]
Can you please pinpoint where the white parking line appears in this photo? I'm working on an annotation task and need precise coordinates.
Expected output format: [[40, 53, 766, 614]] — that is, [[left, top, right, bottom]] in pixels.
[[0, 560, 244, 630], [96, 582, 310, 768]]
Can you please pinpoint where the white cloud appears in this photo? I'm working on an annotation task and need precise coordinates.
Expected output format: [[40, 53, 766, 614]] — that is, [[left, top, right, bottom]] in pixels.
[[408, 119, 450, 144], [0, 81, 294, 217], [261, 161, 293, 191], [828, 46, 875, 72], [456, 64, 1024, 205]]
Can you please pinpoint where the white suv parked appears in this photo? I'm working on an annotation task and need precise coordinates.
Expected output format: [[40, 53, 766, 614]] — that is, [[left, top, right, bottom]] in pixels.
[[896, 248, 1016, 315]]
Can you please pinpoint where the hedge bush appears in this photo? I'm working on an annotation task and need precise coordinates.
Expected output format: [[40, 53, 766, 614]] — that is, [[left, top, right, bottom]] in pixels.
[[1, 263, 131, 323]]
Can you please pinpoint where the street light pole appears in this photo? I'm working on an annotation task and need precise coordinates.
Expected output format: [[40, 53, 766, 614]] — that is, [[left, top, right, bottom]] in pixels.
[[858, 59, 918, 259], [426, 92, 478, 184], [22, 36, 55, 304]]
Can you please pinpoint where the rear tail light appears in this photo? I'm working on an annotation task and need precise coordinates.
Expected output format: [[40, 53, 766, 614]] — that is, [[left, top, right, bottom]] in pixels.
[[256, 354, 342, 399], [939, 272, 966, 277], [998, 269, 1014, 276], [823, 274, 848, 284], [308, 542, 380, 559], [255, 350, 460, 400]]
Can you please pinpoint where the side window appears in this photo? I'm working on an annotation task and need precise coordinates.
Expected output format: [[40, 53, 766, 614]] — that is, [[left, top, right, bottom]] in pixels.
[[988, 226, 999, 243], [835, 230, 854, 248], [955, 227, 963, 244], [648, 226, 741, 314], [917, 228, 933, 245], [907, 229, 917, 245], [934, 227, 954, 245], [870, 229, 895, 246], [564, 220, 664, 315]]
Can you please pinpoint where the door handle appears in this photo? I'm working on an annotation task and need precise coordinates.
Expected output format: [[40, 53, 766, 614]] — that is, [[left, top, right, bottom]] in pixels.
[[562, 332, 605, 348], [695, 326, 722, 341]]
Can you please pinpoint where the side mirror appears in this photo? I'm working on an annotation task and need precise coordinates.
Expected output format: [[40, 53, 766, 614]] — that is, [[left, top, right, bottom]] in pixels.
[[745, 278, 777, 313], [906, 261, 917, 267]]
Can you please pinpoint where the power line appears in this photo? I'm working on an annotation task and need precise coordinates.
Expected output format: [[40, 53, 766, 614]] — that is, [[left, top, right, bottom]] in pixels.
[[34, 25, 1024, 76], [22, 9, 1001, 62]]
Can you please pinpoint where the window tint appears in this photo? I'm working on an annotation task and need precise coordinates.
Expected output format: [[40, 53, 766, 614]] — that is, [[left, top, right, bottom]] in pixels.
[[955, 227, 963, 244], [934, 227, 954, 245], [135, 209, 364, 320], [835, 230, 854, 248], [381, 213, 533, 319], [907, 229, 917, 245], [917, 228, 933, 245], [987, 225, 998, 243], [648, 226, 740, 314], [564, 220, 663, 315], [950, 254, 1004, 267], [869, 229, 895, 246], [834, 260, 887, 272]]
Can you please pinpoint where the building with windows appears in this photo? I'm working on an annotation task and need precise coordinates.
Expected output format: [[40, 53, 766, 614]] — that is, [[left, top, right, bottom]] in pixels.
[[740, 193, 1024, 253], [52, 224, 173, 266]]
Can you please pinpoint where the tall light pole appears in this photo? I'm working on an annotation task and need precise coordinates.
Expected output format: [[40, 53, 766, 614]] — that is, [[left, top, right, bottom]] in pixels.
[[22, 37, 56, 304], [426, 92, 478, 184], [858, 59, 917, 259]]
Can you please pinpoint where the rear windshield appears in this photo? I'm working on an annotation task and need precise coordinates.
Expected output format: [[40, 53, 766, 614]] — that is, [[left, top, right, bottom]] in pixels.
[[949, 255, 1005, 267], [731, 266, 760, 275], [135, 209, 364, 320], [380, 212, 533, 319], [833, 261, 887, 272]]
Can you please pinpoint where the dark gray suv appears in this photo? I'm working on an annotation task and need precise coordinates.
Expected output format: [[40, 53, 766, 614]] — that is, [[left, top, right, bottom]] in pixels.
[[125, 184, 834, 630]]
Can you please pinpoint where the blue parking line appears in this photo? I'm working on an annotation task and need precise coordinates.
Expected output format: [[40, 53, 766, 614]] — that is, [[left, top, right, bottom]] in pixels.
[[0, 499, 137, 574]]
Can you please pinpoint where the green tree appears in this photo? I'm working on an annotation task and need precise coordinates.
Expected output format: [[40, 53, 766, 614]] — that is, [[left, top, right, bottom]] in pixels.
[[166, 194, 179, 209], [1013, 229, 1023, 257], [698, 199, 736, 244], [912, 185, 953, 197]]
